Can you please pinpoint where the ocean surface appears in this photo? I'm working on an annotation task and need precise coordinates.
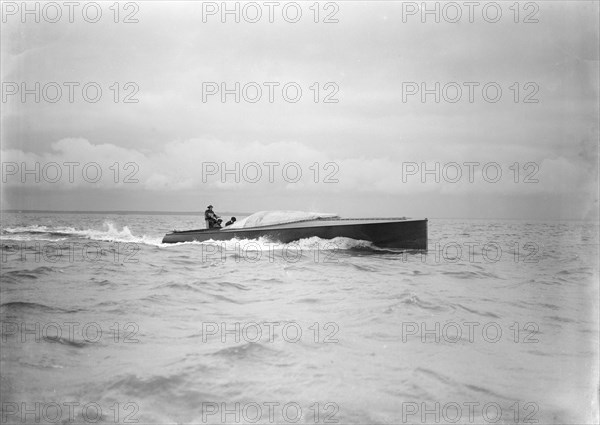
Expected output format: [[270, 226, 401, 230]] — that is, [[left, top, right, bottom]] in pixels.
[[0, 212, 598, 424]]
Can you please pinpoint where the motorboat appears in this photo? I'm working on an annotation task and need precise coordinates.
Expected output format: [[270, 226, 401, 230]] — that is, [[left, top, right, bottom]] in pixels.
[[162, 211, 427, 249]]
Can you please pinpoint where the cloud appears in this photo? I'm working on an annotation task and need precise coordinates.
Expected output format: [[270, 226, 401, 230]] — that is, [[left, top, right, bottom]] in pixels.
[[2, 137, 595, 203], [1, 1, 598, 218]]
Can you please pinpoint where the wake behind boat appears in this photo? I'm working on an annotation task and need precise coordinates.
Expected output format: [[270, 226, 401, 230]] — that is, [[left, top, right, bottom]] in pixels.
[[162, 211, 427, 249]]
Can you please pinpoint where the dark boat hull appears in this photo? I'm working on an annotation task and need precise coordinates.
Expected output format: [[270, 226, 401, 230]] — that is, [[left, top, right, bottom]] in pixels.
[[162, 219, 427, 249]]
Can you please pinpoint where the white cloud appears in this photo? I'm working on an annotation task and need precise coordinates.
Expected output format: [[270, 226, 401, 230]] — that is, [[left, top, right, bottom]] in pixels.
[[2, 137, 595, 205]]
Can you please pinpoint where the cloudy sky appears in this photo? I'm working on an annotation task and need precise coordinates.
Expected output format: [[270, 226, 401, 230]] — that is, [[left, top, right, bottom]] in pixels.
[[1, 1, 598, 219]]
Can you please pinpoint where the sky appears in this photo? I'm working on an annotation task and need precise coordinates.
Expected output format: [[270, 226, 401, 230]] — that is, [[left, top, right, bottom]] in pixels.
[[1, 0, 598, 219]]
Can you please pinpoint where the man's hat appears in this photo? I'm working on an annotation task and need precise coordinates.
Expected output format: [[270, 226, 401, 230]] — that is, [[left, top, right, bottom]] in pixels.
[[207, 205, 213, 208]]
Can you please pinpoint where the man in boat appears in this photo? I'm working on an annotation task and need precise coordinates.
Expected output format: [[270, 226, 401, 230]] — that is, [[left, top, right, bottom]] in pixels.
[[225, 217, 236, 227], [205, 205, 221, 229]]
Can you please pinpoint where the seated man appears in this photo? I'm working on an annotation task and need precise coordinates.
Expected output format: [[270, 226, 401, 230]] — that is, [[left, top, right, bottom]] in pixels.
[[225, 217, 236, 227], [204, 205, 221, 229]]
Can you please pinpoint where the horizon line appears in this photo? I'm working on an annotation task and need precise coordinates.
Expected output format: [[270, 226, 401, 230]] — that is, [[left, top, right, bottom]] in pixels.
[[1, 209, 597, 222], [0, 209, 252, 215]]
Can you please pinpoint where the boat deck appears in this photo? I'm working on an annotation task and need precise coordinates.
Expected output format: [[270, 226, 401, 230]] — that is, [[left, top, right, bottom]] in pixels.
[[169, 218, 427, 235], [217, 217, 421, 232]]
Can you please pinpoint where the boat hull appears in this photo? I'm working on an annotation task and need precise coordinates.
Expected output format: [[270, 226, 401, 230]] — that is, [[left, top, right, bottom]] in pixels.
[[162, 219, 427, 249]]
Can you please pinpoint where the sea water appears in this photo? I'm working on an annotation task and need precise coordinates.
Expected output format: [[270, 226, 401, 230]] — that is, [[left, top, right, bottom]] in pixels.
[[1, 212, 598, 424]]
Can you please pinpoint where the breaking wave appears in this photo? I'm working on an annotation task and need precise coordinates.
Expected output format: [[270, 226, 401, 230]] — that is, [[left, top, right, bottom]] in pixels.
[[175, 236, 375, 252], [2, 222, 164, 246]]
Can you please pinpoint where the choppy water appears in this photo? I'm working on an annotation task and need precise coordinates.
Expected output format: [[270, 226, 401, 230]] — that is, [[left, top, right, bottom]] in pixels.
[[1, 212, 598, 424]]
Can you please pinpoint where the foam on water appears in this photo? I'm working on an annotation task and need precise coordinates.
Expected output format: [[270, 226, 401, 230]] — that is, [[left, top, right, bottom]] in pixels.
[[3, 221, 164, 246], [160, 236, 377, 254], [2, 221, 378, 251], [0, 235, 69, 242]]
